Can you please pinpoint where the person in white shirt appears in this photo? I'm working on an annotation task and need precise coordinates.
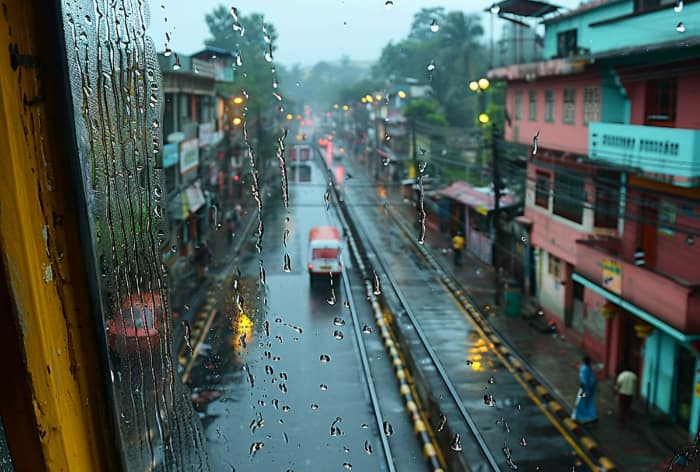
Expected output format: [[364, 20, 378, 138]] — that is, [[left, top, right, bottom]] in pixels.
[[615, 366, 638, 425]]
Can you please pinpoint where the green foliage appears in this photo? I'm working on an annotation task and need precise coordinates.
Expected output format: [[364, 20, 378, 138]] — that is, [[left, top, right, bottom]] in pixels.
[[372, 9, 487, 127], [403, 99, 447, 126], [205, 6, 278, 115]]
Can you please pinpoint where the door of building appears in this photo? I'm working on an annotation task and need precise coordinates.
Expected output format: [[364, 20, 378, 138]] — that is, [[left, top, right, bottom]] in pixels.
[[674, 346, 695, 428], [623, 314, 644, 374]]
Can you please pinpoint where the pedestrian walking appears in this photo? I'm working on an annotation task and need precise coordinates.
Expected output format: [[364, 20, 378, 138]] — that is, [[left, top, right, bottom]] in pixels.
[[452, 232, 465, 267], [572, 355, 598, 424], [614, 366, 638, 425]]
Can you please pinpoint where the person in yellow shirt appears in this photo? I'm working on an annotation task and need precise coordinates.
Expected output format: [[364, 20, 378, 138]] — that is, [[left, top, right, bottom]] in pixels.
[[452, 232, 465, 267]]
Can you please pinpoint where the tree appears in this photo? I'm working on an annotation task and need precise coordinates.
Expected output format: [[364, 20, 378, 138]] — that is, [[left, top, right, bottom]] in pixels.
[[403, 99, 448, 126], [205, 6, 280, 160]]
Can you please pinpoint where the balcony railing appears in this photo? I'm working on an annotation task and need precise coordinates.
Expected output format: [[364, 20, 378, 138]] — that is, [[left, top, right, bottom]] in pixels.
[[589, 122, 700, 187]]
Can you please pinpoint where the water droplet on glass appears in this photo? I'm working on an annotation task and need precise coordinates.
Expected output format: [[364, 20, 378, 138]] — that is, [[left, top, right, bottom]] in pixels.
[[676, 22, 685, 33], [249, 441, 264, 457], [427, 61, 436, 72], [320, 384, 328, 391], [490, 3, 501, 14], [361, 423, 369, 429], [154, 205, 163, 218], [173, 54, 181, 70], [437, 414, 447, 432], [520, 436, 527, 447], [372, 271, 381, 295], [383, 421, 393, 436], [163, 47, 172, 57], [272, 78, 279, 89], [320, 354, 331, 363], [674, 0, 684, 13], [310, 403, 319, 410], [182, 320, 192, 353], [333, 317, 346, 327], [384, 0, 394, 9], [330, 417, 343, 436], [333, 330, 344, 340], [361, 325, 372, 334], [450, 433, 463, 451], [264, 45, 273, 62], [84, 15, 92, 24], [342, 463, 352, 470], [265, 365, 274, 375], [364, 440, 372, 455], [488, 376, 496, 384], [170, 244, 177, 254], [430, 19, 439, 32], [279, 383, 288, 393], [282, 404, 290, 412], [484, 394, 496, 407]]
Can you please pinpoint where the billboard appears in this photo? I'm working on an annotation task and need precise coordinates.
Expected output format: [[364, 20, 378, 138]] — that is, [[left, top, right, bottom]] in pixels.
[[179, 138, 199, 175]]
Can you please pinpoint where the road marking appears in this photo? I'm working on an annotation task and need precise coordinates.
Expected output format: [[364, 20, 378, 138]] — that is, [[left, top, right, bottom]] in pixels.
[[181, 308, 218, 383]]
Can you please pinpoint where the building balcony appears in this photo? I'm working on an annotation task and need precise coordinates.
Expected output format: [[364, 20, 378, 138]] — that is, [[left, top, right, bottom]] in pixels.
[[574, 239, 700, 336], [589, 122, 700, 187]]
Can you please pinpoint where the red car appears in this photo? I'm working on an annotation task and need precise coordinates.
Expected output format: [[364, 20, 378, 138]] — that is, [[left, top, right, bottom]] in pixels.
[[108, 292, 163, 354]]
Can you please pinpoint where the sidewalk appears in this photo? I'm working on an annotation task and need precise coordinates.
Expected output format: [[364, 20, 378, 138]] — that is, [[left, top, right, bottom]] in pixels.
[[394, 201, 694, 471]]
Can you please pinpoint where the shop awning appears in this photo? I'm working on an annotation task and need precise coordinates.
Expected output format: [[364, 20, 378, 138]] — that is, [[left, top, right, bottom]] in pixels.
[[437, 181, 515, 212], [572, 273, 700, 343]]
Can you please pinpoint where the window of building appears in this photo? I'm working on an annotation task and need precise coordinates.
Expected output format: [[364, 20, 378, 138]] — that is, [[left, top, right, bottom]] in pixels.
[[544, 89, 555, 123], [583, 87, 601, 124], [634, 0, 676, 13], [548, 253, 561, 278], [535, 171, 550, 208], [528, 90, 537, 121], [514, 91, 523, 120], [594, 171, 620, 228], [553, 170, 585, 224], [645, 78, 677, 127], [556, 29, 578, 57], [563, 88, 576, 125]]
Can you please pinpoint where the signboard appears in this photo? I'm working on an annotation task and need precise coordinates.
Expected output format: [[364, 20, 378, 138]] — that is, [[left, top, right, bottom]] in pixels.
[[162, 143, 179, 168], [179, 138, 199, 175], [198, 122, 214, 147], [601, 259, 622, 295]]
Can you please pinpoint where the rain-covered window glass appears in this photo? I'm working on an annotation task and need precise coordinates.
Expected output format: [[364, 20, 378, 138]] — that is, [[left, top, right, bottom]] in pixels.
[[60, 1, 206, 469], [25, 1, 698, 470]]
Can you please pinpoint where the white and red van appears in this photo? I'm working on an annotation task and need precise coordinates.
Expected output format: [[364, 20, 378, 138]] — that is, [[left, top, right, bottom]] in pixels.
[[308, 226, 342, 280]]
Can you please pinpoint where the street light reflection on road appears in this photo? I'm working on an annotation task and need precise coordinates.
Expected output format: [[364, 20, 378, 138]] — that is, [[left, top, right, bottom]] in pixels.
[[231, 312, 254, 353]]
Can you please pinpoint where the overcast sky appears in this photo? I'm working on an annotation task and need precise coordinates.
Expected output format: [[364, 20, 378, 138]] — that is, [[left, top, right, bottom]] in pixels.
[[147, 0, 582, 66]]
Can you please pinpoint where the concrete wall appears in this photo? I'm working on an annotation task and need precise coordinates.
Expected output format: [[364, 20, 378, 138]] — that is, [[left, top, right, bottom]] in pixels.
[[506, 74, 601, 155], [537, 249, 567, 323], [676, 71, 700, 129]]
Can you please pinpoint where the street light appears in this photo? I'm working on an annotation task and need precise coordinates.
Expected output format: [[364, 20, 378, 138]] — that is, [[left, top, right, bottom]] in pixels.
[[397, 90, 407, 99], [286, 113, 293, 121], [478, 113, 490, 124], [233, 96, 244, 105], [478, 78, 490, 91], [232, 117, 242, 127], [342, 104, 349, 111]]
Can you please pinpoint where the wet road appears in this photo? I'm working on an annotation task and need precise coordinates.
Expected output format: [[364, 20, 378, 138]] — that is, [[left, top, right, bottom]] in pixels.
[[187, 155, 422, 471], [340, 151, 595, 471]]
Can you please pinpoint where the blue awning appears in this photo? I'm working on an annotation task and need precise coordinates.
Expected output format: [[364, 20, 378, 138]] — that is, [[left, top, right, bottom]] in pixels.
[[572, 273, 700, 344]]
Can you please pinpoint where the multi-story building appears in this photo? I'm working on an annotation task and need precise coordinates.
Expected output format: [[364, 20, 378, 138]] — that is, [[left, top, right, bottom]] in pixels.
[[157, 48, 239, 291], [489, 0, 700, 436]]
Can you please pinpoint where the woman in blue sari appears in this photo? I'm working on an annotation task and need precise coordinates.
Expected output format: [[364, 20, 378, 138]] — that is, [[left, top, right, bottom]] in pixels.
[[572, 355, 598, 424]]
